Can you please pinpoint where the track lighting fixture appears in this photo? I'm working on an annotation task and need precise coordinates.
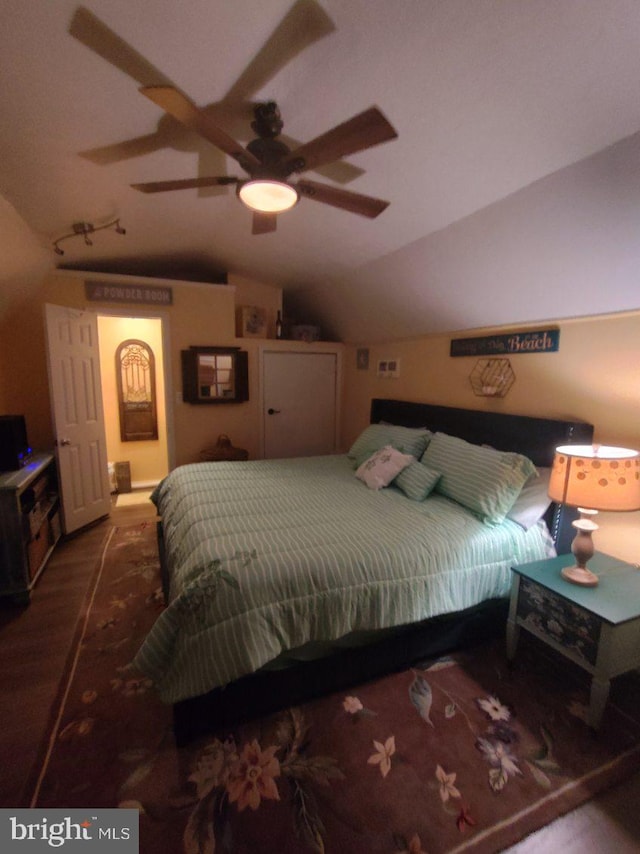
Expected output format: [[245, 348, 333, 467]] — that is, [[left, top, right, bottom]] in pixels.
[[53, 218, 126, 256]]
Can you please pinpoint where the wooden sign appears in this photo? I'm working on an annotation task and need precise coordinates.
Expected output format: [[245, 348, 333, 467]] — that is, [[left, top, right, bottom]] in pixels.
[[85, 280, 173, 306], [450, 328, 559, 357]]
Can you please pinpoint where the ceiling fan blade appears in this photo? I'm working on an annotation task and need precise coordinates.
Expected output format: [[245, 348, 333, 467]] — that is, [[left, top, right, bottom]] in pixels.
[[281, 107, 398, 176], [278, 133, 364, 184], [297, 179, 390, 218], [79, 132, 164, 165], [252, 212, 278, 235], [69, 7, 173, 87], [223, 0, 335, 103], [131, 176, 238, 193], [140, 86, 261, 173]]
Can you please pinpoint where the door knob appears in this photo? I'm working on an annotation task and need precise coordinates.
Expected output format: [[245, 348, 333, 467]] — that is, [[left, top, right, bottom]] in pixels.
[[59, 438, 71, 446], [267, 408, 281, 415]]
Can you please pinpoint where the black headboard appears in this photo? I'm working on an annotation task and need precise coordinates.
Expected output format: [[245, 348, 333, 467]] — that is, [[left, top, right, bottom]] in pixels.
[[370, 399, 594, 554]]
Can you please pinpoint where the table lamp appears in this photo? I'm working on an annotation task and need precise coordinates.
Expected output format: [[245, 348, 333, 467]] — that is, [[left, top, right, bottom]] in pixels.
[[548, 444, 640, 587]]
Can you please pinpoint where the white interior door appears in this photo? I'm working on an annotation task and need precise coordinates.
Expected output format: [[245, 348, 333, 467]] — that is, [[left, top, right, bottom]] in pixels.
[[262, 351, 338, 459], [45, 304, 111, 534]]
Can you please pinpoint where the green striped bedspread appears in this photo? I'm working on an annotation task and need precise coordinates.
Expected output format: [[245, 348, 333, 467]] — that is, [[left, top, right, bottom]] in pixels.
[[132, 455, 554, 703]]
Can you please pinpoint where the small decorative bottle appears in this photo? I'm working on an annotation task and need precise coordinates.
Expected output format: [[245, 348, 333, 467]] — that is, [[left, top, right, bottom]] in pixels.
[[276, 310, 283, 340]]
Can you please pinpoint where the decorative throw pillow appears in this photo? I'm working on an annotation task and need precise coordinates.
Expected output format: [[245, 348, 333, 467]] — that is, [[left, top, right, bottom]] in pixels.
[[348, 424, 432, 469], [421, 432, 536, 525], [356, 445, 415, 490], [507, 467, 552, 530], [394, 462, 441, 501]]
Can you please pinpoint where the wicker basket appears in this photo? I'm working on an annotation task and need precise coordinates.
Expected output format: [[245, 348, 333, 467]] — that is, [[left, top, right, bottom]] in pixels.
[[199, 434, 248, 462]]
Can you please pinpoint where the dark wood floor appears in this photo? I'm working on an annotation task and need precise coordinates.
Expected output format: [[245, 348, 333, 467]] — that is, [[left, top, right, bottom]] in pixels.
[[0, 496, 639, 851], [0, 497, 156, 807]]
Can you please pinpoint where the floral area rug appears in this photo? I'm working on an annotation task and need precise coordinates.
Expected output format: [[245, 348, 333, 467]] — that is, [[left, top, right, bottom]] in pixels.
[[30, 522, 640, 853]]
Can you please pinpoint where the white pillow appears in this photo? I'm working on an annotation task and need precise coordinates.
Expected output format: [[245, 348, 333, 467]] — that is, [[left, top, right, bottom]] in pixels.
[[356, 445, 414, 490], [507, 467, 553, 530]]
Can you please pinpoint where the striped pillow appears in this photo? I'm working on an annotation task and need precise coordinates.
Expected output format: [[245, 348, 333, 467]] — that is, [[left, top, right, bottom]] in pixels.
[[394, 462, 441, 501], [348, 424, 432, 469], [421, 432, 536, 525]]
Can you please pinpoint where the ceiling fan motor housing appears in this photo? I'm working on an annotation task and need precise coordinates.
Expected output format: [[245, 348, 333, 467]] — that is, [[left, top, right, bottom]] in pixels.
[[246, 136, 292, 175], [251, 101, 284, 138]]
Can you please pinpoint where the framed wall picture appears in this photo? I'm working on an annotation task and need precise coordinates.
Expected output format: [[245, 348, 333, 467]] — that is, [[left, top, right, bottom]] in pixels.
[[239, 305, 267, 338], [356, 348, 369, 370]]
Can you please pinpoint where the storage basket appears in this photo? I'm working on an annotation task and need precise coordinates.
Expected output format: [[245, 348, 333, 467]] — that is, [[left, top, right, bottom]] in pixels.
[[199, 434, 248, 462]]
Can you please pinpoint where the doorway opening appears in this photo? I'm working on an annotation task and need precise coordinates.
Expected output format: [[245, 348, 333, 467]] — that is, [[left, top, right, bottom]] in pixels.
[[97, 314, 170, 493]]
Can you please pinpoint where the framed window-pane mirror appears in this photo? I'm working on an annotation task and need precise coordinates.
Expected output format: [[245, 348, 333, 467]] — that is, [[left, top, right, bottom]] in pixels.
[[181, 347, 249, 404]]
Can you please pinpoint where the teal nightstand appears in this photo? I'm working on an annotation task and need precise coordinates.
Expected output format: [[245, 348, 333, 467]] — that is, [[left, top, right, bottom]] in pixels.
[[506, 552, 640, 729]]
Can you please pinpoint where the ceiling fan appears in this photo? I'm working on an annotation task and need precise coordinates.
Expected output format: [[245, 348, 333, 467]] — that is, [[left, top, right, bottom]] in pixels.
[[130, 89, 398, 234]]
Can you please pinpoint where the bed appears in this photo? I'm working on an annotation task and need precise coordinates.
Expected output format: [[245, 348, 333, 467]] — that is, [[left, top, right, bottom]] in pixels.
[[133, 399, 593, 744]]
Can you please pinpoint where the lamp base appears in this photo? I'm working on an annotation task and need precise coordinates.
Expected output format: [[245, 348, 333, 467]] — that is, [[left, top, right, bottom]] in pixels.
[[560, 565, 599, 587], [564, 511, 599, 586]]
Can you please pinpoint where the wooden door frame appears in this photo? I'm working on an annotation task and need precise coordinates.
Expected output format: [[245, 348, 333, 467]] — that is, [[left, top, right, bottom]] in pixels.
[[96, 308, 175, 476], [258, 343, 343, 459]]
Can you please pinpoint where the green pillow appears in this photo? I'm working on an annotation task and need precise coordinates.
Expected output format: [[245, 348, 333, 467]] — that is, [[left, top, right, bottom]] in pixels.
[[394, 462, 441, 501], [421, 432, 536, 525], [348, 424, 432, 469]]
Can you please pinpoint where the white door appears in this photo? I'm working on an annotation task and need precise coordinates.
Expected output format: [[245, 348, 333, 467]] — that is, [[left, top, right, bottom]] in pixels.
[[262, 351, 338, 459], [45, 304, 111, 534]]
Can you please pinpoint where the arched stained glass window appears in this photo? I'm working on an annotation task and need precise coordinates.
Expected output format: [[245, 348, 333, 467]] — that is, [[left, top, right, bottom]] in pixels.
[[116, 339, 158, 442]]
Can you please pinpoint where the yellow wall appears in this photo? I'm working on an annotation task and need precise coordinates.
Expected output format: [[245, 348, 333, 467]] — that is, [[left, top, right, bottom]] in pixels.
[[342, 311, 640, 563], [97, 315, 168, 486], [0, 270, 283, 467], [342, 313, 640, 447], [0, 292, 52, 448], [1, 266, 638, 560]]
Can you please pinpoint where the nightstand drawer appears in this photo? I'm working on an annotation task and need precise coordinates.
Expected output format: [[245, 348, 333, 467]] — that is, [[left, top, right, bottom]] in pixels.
[[518, 578, 601, 665]]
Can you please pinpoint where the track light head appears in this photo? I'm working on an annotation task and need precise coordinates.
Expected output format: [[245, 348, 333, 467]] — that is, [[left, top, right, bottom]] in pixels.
[[52, 218, 127, 255]]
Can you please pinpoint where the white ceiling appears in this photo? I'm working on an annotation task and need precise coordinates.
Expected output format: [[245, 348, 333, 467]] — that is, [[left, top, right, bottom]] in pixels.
[[1, 0, 640, 342]]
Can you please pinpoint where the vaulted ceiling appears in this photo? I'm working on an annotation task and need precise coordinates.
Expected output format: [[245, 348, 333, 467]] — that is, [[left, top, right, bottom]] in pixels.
[[2, 1, 640, 342]]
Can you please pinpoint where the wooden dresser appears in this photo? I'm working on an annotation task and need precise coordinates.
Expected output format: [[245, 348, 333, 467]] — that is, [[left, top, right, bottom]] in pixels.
[[0, 454, 61, 604]]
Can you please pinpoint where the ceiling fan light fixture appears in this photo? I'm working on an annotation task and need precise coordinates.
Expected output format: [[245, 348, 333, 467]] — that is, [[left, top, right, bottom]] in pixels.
[[238, 179, 298, 213]]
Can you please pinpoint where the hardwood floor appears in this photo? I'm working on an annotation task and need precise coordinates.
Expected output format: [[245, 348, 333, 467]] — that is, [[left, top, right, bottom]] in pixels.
[[0, 498, 639, 852], [0, 498, 156, 808]]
